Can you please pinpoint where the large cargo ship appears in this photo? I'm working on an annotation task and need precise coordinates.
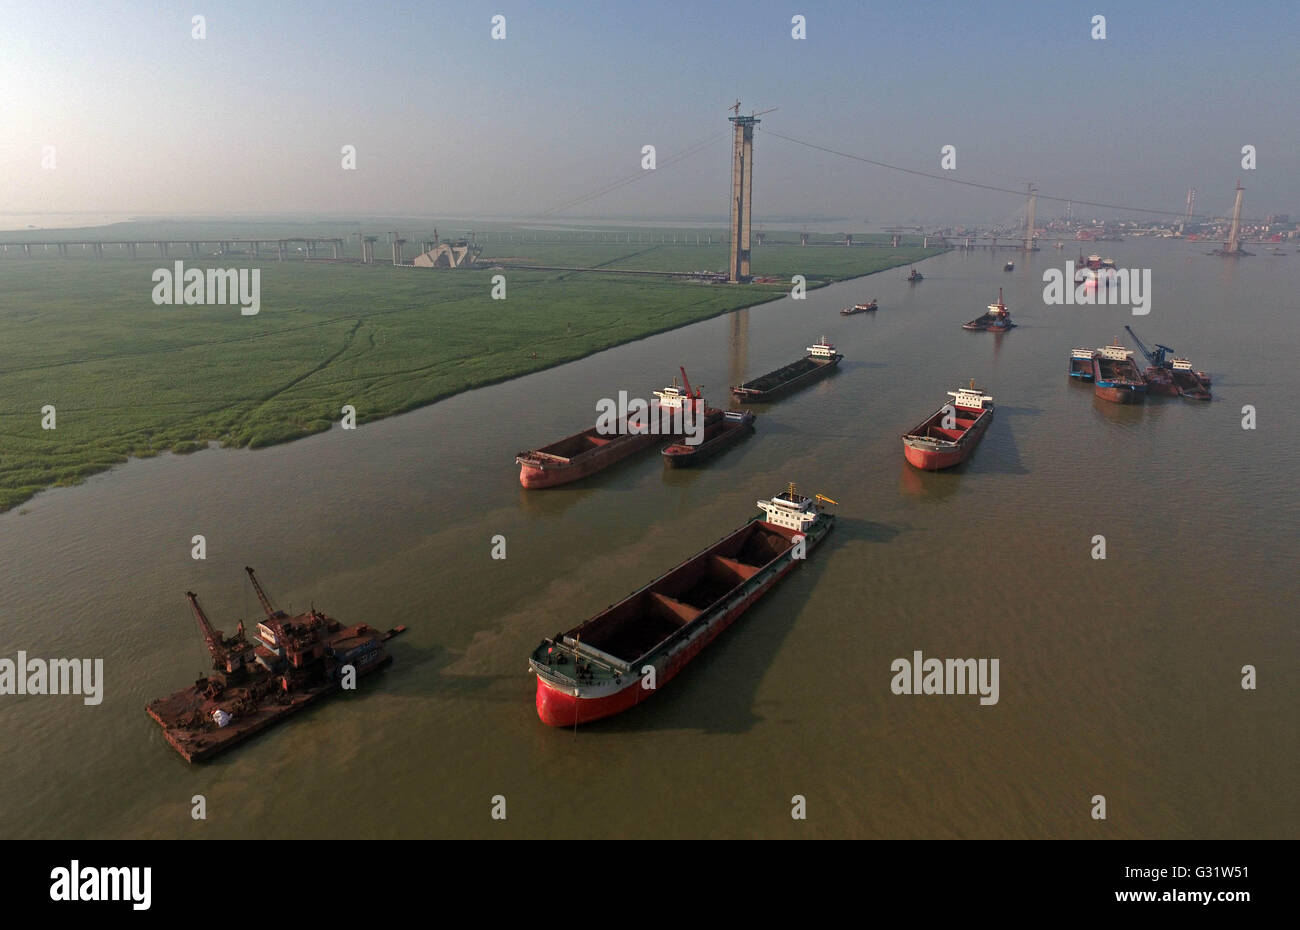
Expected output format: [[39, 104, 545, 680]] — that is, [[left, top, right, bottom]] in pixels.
[[902, 381, 995, 470], [1091, 341, 1147, 404], [145, 567, 405, 763], [528, 484, 836, 726], [517, 368, 717, 488], [962, 289, 1015, 331], [661, 409, 755, 467], [730, 337, 843, 404]]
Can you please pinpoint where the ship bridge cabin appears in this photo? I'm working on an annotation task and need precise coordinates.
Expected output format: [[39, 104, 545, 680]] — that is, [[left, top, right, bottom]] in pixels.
[[757, 484, 821, 532], [806, 337, 837, 360], [1099, 342, 1135, 361], [948, 385, 994, 411]]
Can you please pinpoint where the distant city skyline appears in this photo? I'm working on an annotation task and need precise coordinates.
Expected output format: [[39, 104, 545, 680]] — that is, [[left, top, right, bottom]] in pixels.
[[2, 0, 1297, 226]]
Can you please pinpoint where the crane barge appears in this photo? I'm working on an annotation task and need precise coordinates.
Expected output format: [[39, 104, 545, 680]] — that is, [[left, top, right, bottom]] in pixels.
[[1124, 326, 1212, 400], [145, 567, 405, 763]]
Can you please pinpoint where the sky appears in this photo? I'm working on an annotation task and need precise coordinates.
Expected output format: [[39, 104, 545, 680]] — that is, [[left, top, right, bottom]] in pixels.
[[1, 0, 1297, 226]]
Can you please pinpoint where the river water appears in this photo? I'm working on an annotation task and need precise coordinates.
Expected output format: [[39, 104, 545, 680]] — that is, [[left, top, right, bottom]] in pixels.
[[1, 239, 1295, 839]]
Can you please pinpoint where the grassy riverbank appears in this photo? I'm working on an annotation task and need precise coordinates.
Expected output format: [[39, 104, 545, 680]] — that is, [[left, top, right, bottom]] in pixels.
[[0, 230, 941, 511]]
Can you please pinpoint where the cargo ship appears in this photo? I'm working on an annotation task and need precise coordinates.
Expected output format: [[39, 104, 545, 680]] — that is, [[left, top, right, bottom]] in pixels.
[[730, 337, 843, 404], [1069, 347, 1099, 380], [517, 368, 717, 488], [907, 267, 923, 282], [662, 409, 755, 467], [528, 484, 836, 726], [902, 381, 995, 470], [145, 567, 405, 763], [1091, 340, 1147, 404], [962, 289, 1016, 331], [841, 298, 878, 315]]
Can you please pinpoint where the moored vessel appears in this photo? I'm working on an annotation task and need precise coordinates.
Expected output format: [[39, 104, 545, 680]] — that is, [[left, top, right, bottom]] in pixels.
[[1069, 347, 1098, 380], [662, 410, 755, 467], [517, 368, 717, 488], [528, 484, 836, 726], [963, 288, 1016, 331], [730, 337, 843, 404], [1091, 340, 1147, 404], [902, 381, 995, 470], [1123, 326, 1212, 400], [906, 267, 923, 282], [145, 567, 405, 763]]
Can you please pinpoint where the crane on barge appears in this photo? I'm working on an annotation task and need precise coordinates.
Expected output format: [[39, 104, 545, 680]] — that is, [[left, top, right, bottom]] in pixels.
[[185, 591, 249, 676], [1124, 325, 1174, 370]]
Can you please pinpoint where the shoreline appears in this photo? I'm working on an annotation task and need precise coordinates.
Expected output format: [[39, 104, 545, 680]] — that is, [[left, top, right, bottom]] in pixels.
[[0, 247, 944, 513]]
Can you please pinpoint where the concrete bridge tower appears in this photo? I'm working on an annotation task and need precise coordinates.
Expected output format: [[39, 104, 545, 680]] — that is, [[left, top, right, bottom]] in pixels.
[[727, 107, 761, 283]]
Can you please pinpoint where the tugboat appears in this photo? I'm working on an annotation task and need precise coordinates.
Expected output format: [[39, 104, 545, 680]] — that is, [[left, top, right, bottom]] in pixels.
[[1069, 347, 1099, 380], [841, 298, 878, 315], [1004, 260, 1015, 271], [528, 483, 836, 726], [731, 337, 843, 404], [1091, 340, 1147, 404], [145, 567, 405, 763], [963, 288, 1016, 331], [517, 368, 718, 487], [662, 410, 756, 467], [902, 381, 995, 471], [906, 267, 923, 283]]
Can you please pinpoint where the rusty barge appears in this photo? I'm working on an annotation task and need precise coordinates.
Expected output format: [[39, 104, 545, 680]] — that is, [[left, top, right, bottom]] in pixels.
[[145, 567, 405, 763]]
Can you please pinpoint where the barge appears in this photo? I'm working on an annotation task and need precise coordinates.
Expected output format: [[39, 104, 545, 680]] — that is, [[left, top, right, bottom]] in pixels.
[[145, 567, 405, 763], [730, 337, 843, 404], [662, 410, 755, 467], [902, 381, 995, 471], [528, 484, 835, 726], [963, 288, 1015, 331], [1091, 341, 1147, 404], [517, 368, 717, 487], [841, 299, 878, 315], [1069, 347, 1099, 380]]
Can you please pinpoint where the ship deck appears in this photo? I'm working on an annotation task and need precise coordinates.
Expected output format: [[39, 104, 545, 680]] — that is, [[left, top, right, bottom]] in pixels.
[[530, 517, 814, 688]]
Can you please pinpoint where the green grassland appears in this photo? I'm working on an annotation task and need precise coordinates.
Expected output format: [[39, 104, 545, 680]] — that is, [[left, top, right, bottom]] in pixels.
[[0, 229, 939, 511]]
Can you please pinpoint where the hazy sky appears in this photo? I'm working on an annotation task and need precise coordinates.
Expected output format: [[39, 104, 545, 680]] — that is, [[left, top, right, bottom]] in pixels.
[[2, 0, 1297, 225]]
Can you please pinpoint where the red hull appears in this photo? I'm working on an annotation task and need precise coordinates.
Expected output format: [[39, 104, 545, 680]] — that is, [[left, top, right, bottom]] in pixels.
[[903, 443, 971, 470], [901, 405, 992, 471], [534, 552, 799, 727], [1094, 385, 1145, 404], [519, 432, 662, 488]]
